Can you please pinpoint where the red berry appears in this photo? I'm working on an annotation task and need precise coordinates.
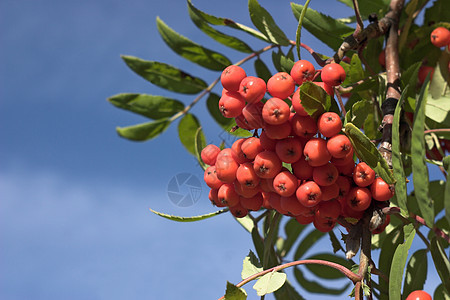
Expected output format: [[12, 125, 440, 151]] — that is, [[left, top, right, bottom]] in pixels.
[[239, 76, 267, 104], [405, 290, 432, 300], [273, 170, 298, 197], [430, 27, 450, 48], [291, 87, 309, 116], [371, 177, 394, 201], [241, 137, 264, 160], [296, 181, 322, 207], [321, 63, 346, 86], [253, 151, 283, 179], [219, 91, 245, 118], [291, 158, 314, 180], [240, 194, 263, 211], [267, 72, 295, 99], [327, 134, 352, 158], [418, 65, 434, 85], [215, 154, 239, 183], [229, 201, 249, 218], [262, 97, 291, 125], [346, 187, 372, 211], [221, 65, 246, 92], [290, 60, 315, 85], [275, 137, 303, 163], [263, 121, 292, 140], [236, 162, 260, 188], [303, 138, 332, 167], [242, 102, 265, 129], [217, 183, 240, 207], [204, 166, 223, 189], [291, 114, 318, 139], [317, 112, 342, 137], [353, 162, 376, 187], [312, 162, 339, 186], [201, 144, 221, 165]]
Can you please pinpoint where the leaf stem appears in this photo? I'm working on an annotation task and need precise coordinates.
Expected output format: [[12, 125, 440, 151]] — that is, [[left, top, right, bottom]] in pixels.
[[295, 0, 312, 60], [217, 259, 360, 300]]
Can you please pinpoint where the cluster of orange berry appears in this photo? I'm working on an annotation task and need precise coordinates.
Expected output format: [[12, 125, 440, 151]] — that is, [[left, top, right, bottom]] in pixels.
[[201, 60, 394, 233]]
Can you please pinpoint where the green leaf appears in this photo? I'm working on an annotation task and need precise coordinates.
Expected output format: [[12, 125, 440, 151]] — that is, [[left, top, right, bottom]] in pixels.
[[430, 237, 450, 293], [187, 0, 253, 53], [424, 0, 450, 23], [281, 219, 306, 257], [293, 228, 325, 260], [194, 127, 207, 170], [426, 97, 450, 127], [254, 58, 272, 82], [350, 100, 372, 128], [248, 0, 290, 46], [291, 3, 354, 50], [156, 17, 231, 71], [178, 114, 205, 155], [242, 250, 263, 280], [121, 55, 207, 94], [391, 90, 408, 213], [445, 158, 450, 227], [271, 50, 295, 73], [389, 224, 416, 300], [253, 271, 287, 296], [293, 267, 350, 295], [108, 93, 184, 120], [299, 81, 329, 119], [378, 224, 404, 300], [412, 79, 434, 227], [251, 226, 265, 260], [401, 62, 421, 101], [434, 283, 450, 300], [403, 249, 428, 298], [149, 208, 228, 222], [344, 122, 394, 184], [273, 280, 305, 300], [224, 281, 247, 300], [429, 180, 447, 215], [235, 214, 254, 233], [337, 0, 389, 20], [184, 0, 270, 43], [116, 118, 171, 141], [328, 230, 343, 253], [304, 253, 353, 279]]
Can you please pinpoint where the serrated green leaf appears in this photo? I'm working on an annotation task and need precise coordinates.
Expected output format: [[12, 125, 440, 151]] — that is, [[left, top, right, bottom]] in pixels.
[[430, 237, 450, 293], [294, 228, 325, 260], [149, 208, 228, 222], [281, 219, 306, 257], [403, 249, 428, 297], [293, 267, 350, 295], [178, 114, 205, 155], [344, 122, 394, 184], [187, 0, 253, 53], [116, 118, 171, 141], [298, 81, 329, 119], [392, 90, 408, 213], [291, 3, 354, 50], [242, 250, 263, 280], [185, 0, 269, 42], [430, 50, 450, 100], [389, 224, 416, 300], [304, 253, 353, 279], [235, 214, 254, 233], [224, 281, 247, 300], [426, 97, 450, 127], [412, 79, 434, 227], [108, 93, 184, 120], [253, 271, 287, 296], [156, 17, 231, 71], [248, 0, 290, 46], [254, 58, 272, 82], [337, 0, 389, 20], [121, 55, 207, 94]]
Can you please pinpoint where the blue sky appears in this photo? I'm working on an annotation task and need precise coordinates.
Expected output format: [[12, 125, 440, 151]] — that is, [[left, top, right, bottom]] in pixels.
[[0, 0, 446, 299]]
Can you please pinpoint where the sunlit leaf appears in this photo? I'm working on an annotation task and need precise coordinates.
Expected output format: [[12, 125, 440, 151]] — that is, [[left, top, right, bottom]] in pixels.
[[108, 93, 184, 119], [430, 237, 450, 292], [253, 271, 287, 296], [121, 55, 207, 94], [248, 0, 290, 46], [337, 0, 389, 20], [291, 3, 354, 50], [156, 17, 231, 71], [149, 207, 228, 222], [116, 118, 171, 141], [241, 250, 263, 280]]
